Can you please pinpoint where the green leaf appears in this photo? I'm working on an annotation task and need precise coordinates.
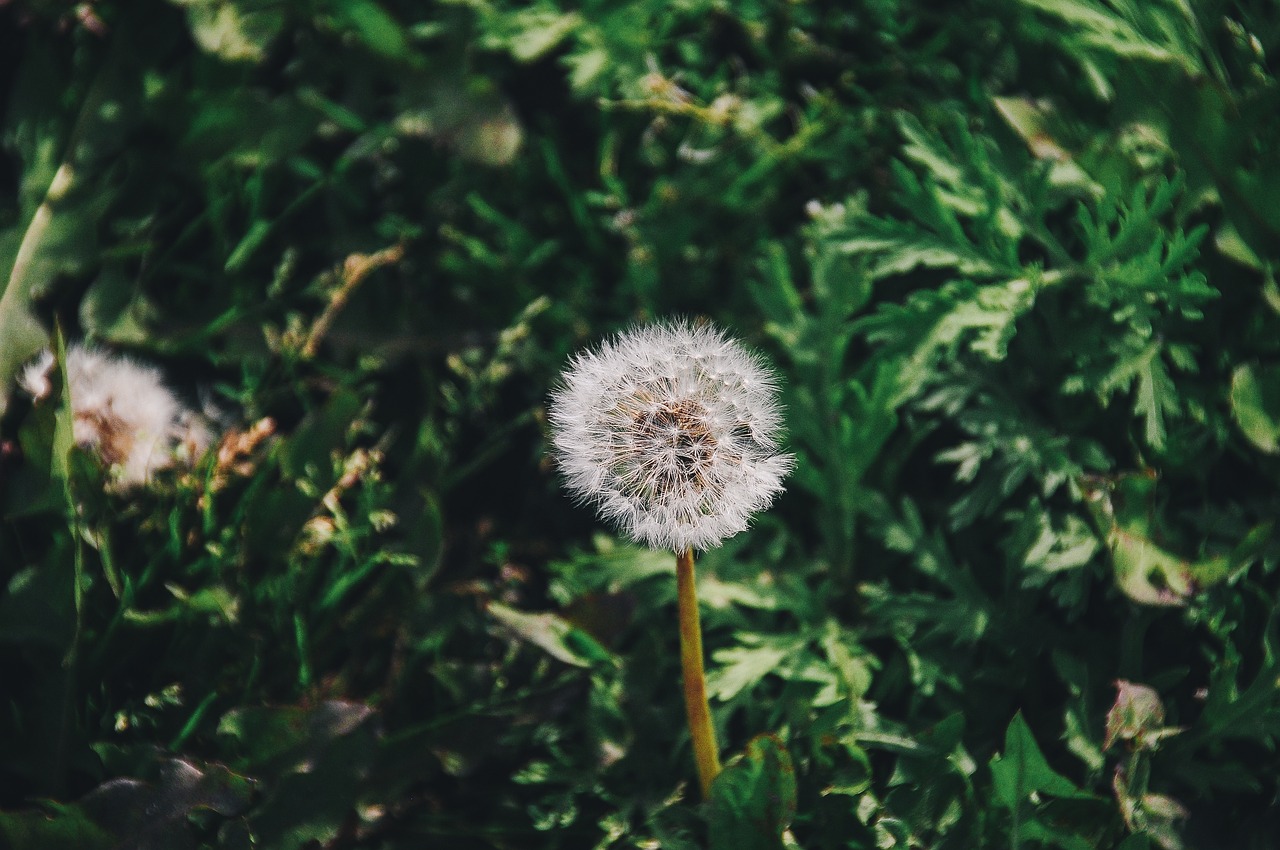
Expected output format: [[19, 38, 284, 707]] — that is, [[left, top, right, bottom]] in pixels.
[[990, 712, 1094, 810], [0, 758, 252, 850], [1107, 527, 1198, 606], [708, 735, 798, 850], [0, 805, 114, 850], [1013, 0, 1198, 73], [170, 0, 287, 63], [1230, 364, 1280, 454], [828, 215, 998, 279], [487, 601, 615, 668], [858, 279, 1038, 406], [78, 268, 157, 345], [330, 0, 415, 62], [708, 635, 803, 702], [749, 244, 804, 343], [123, 584, 240, 627], [505, 9, 581, 62], [217, 702, 377, 850], [0, 257, 47, 416], [280, 388, 364, 480], [217, 700, 374, 774], [546, 540, 673, 603], [223, 219, 275, 273], [1196, 609, 1280, 744]]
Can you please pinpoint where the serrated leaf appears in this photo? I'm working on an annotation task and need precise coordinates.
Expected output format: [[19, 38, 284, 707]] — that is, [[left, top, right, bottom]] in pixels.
[[1013, 0, 1197, 73], [708, 635, 802, 702], [829, 217, 997, 278], [750, 244, 805, 339]]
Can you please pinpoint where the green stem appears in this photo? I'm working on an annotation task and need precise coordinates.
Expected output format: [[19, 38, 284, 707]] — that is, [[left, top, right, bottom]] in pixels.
[[676, 547, 721, 798]]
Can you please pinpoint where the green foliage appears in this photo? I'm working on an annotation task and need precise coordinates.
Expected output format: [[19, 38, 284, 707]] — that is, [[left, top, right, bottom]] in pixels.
[[708, 735, 798, 850], [2, 0, 1279, 847], [990, 713, 1105, 850]]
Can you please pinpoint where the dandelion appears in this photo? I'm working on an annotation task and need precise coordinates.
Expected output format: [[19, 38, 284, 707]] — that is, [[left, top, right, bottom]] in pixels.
[[550, 320, 793, 552], [21, 344, 213, 489], [549, 319, 793, 797]]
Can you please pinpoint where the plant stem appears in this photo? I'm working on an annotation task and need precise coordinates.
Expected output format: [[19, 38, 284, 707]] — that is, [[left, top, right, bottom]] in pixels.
[[301, 243, 405, 359], [676, 547, 721, 798]]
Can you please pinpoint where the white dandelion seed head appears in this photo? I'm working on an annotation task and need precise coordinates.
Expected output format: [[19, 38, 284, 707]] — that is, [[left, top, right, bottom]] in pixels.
[[549, 320, 794, 552], [21, 344, 213, 490]]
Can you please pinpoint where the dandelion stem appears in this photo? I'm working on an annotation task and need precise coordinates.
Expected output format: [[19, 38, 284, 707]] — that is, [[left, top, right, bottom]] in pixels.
[[676, 546, 721, 798]]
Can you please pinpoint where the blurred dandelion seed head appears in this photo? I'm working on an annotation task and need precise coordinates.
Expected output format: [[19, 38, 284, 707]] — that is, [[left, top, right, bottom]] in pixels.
[[21, 345, 213, 489], [549, 321, 793, 552]]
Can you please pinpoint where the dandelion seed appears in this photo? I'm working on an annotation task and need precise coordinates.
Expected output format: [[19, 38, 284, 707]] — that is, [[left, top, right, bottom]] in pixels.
[[549, 321, 793, 552], [21, 344, 213, 489]]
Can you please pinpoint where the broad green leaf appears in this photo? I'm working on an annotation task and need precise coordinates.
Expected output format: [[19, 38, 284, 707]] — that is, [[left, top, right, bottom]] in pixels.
[[487, 600, 614, 668], [1214, 219, 1264, 270], [1086, 474, 1270, 605], [1106, 517, 1270, 606], [1108, 527, 1198, 606], [1230, 364, 1280, 454], [990, 712, 1093, 810], [992, 95, 1099, 193], [280, 388, 365, 480], [2, 39, 160, 412], [709, 735, 798, 850], [0, 257, 47, 416]]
